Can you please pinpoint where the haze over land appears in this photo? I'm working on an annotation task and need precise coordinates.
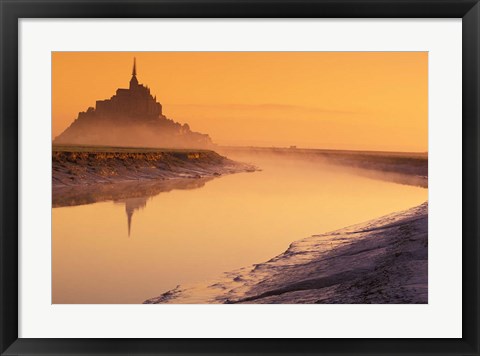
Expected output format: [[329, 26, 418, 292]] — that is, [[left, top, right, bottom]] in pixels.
[[52, 52, 427, 152], [54, 58, 213, 148], [52, 52, 428, 304]]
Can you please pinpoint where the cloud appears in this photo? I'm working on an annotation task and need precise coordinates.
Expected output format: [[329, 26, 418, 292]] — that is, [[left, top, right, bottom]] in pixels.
[[168, 103, 360, 115]]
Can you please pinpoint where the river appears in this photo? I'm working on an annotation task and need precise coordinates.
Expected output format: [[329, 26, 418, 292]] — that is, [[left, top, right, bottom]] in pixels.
[[52, 152, 427, 303]]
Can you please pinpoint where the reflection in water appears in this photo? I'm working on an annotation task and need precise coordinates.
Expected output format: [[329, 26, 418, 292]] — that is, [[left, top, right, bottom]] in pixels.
[[114, 197, 148, 237], [52, 154, 428, 304], [53, 177, 214, 208], [53, 177, 214, 238]]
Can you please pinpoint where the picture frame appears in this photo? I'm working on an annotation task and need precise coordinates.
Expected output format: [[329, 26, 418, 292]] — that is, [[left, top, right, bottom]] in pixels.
[[1, 0, 479, 354]]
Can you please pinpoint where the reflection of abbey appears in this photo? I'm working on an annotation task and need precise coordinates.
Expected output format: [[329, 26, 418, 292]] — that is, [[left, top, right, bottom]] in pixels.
[[54, 58, 212, 148]]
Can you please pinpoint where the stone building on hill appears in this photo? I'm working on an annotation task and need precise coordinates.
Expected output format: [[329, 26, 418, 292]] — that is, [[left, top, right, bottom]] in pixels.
[[54, 58, 213, 148]]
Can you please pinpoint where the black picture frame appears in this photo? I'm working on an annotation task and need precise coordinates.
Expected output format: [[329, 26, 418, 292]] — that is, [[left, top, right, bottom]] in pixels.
[[1, 0, 479, 355]]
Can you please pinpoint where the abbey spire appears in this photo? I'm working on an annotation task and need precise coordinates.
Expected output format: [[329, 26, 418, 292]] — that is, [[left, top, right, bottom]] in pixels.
[[130, 57, 139, 89]]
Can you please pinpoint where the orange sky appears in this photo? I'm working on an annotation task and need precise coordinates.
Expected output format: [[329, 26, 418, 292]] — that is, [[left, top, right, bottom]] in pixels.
[[52, 52, 427, 152]]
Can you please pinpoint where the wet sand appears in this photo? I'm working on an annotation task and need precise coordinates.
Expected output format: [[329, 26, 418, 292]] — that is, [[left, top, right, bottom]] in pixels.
[[145, 202, 427, 304], [144, 148, 428, 304], [52, 146, 427, 304]]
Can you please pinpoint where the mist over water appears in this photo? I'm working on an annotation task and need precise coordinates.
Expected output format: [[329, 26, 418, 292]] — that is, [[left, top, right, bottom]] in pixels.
[[52, 152, 427, 304]]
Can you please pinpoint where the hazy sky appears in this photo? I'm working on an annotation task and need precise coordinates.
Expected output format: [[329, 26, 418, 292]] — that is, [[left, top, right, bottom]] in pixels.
[[52, 52, 428, 152]]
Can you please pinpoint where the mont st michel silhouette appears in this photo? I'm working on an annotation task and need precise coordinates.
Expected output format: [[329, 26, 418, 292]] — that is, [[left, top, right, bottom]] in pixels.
[[54, 58, 213, 148], [52, 52, 429, 305]]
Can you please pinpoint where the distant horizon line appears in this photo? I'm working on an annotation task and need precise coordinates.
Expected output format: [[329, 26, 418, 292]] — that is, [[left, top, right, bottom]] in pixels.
[[51, 142, 428, 155], [218, 144, 428, 155]]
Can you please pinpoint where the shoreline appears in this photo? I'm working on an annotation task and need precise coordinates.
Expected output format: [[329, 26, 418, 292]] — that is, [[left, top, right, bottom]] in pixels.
[[52, 146, 256, 189], [219, 146, 428, 188], [145, 202, 428, 304], [52, 145, 428, 304]]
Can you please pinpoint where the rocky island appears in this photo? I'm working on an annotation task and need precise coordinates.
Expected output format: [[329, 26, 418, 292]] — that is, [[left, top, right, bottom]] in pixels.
[[53, 59, 255, 189], [54, 58, 212, 149]]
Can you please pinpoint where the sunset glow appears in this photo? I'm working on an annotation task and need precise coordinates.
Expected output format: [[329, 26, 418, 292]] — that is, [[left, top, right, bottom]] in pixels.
[[52, 52, 428, 152]]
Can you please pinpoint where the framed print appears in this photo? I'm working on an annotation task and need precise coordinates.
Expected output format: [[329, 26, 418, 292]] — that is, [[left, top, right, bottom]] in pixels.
[[1, 0, 479, 355]]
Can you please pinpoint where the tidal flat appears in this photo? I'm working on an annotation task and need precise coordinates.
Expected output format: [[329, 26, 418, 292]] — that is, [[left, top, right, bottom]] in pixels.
[[52, 145, 255, 188], [52, 147, 427, 304]]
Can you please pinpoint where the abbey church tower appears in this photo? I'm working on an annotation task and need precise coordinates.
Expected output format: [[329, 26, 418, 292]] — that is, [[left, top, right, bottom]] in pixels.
[[130, 57, 139, 89], [92, 58, 163, 118]]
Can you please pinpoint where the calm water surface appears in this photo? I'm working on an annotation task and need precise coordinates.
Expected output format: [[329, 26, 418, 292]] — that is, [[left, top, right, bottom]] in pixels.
[[52, 154, 428, 303]]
